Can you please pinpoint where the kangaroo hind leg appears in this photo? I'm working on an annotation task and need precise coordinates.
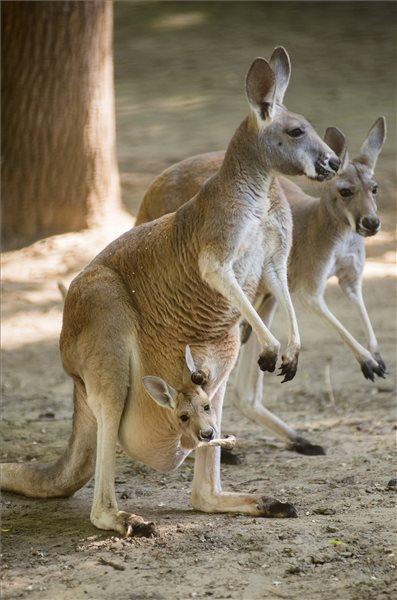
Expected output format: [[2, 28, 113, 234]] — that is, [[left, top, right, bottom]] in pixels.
[[84, 358, 155, 538]]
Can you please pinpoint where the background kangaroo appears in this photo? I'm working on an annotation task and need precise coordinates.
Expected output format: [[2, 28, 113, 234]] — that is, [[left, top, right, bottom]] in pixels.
[[1, 48, 340, 534], [135, 117, 387, 454]]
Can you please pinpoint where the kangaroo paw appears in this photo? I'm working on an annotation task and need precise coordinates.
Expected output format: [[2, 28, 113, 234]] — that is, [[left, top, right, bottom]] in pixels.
[[277, 353, 299, 383], [256, 496, 298, 518], [257, 351, 278, 373], [289, 435, 326, 456], [360, 358, 386, 381], [374, 352, 387, 374]]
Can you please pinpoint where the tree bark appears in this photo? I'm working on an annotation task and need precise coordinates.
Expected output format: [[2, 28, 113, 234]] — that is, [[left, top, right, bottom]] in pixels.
[[2, 0, 121, 250]]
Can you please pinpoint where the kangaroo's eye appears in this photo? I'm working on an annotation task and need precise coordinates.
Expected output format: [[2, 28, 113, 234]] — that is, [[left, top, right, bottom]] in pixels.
[[180, 414, 189, 422], [339, 188, 353, 198], [287, 128, 304, 138], [204, 404, 210, 412], [372, 185, 378, 195]]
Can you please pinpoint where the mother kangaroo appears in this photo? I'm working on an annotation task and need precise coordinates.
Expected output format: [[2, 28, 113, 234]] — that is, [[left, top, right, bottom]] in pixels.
[[1, 48, 339, 535]]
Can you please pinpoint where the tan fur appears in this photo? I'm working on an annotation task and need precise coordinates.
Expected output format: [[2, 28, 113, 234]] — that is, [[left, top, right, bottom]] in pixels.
[[136, 118, 387, 449], [1, 48, 339, 533]]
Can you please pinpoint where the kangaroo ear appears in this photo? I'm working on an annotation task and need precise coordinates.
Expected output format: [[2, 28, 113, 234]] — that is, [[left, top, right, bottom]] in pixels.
[[269, 46, 291, 105], [142, 376, 177, 410], [324, 127, 348, 170], [357, 116, 386, 173], [245, 57, 276, 122], [184, 345, 196, 375]]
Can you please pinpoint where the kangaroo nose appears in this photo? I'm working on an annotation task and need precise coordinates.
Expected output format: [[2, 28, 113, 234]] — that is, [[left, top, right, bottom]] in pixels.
[[200, 428, 215, 441], [328, 157, 340, 173], [361, 216, 380, 233]]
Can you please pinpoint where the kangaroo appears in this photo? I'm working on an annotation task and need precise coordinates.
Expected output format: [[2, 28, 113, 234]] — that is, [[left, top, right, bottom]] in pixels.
[[135, 117, 387, 454], [1, 48, 340, 534]]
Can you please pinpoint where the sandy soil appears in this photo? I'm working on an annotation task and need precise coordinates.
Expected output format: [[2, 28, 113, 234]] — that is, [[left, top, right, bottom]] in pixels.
[[2, 2, 396, 599]]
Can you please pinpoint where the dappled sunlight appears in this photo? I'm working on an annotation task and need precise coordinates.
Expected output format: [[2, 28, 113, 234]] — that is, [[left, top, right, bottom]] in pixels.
[[152, 12, 206, 31]]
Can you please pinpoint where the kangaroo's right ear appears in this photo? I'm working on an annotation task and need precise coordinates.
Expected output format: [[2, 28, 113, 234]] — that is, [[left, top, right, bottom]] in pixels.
[[357, 116, 386, 173], [245, 58, 276, 122], [324, 127, 348, 171], [269, 46, 291, 105], [142, 376, 177, 410]]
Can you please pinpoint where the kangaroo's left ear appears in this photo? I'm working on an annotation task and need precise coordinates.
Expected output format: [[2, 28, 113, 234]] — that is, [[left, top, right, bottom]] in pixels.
[[324, 127, 349, 171], [357, 116, 386, 173], [142, 376, 177, 410], [269, 46, 291, 105], [184, 345, 209, 386]]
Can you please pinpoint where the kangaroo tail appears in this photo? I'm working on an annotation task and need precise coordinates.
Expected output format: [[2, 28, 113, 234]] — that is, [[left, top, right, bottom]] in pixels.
[[1, 382, 97, 498]]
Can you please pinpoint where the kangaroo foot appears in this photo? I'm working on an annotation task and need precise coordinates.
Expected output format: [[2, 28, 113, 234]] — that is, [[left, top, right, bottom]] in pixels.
[[257, 350, 278, 373], [360, 357, 386, 381], [91, 510, 156, 538], [277, 352, 299, 383], [374, 352, 387, 374], [256, 496, 298, 518], [289, 435, 326, 456]]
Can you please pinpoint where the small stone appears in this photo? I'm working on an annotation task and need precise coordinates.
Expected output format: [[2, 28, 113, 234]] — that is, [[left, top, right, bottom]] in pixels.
[[313, 507, 336, 515], [387, 478, 397, 490], [325, 525, 338, 533]]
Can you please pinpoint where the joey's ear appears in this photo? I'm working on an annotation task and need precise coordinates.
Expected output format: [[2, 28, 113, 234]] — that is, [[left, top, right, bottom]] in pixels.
[[184, 345, 196, 375], [142, 376, 177, 410], [269, 46, 291, 105], [357, 116, 386, 173], [245, 57, 276, 121], [324, 127, 348, 170]]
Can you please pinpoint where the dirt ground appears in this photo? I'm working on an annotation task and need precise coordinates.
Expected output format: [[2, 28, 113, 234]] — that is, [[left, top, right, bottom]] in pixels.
[[1, 2, 397, 600]]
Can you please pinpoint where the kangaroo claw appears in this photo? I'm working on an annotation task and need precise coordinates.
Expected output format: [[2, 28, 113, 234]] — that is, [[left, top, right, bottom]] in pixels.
[[257, 351, 278, 373], [374, 352, 388, 374], [360, 358, 386, 381], [289, 435, 326, 456], [277, 353, 299, 383], [256, 496, 298, 518]]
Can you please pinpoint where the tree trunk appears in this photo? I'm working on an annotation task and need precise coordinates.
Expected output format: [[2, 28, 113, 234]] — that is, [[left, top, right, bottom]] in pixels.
[[2, 0, 121, 250]]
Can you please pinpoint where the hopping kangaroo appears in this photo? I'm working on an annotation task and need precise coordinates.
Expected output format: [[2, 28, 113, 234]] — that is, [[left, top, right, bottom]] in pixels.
[[1, 48, 340, 534], [136, 117, 386, 454]]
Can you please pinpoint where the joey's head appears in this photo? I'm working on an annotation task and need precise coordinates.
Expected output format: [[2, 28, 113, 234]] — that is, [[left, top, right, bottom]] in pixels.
[[245, 47, 340, 181], [142, 346, 216, 449], [322, 117, 386, 236]]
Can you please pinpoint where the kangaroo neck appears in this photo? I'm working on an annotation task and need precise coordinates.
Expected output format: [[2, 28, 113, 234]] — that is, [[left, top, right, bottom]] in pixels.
[[214, 117, 273, 213]]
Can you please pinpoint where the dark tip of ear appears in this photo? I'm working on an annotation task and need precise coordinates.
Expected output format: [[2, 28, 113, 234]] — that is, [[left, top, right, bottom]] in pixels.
[[191, 370, 207, 386]]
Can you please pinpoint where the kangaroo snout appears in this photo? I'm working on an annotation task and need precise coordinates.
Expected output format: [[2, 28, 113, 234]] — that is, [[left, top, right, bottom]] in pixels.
[[314, 155, 340, 181], [199, 427, 215, 441], [359, 215, 380, 236]]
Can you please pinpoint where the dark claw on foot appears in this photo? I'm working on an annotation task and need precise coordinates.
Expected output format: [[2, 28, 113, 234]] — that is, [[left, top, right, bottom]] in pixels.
[[240, 321, 252, 345], [257, 351, 278, 373], [220, 447, 242, 465], [289, 435, 326, 456], [374, 352, 388, 374], [360, 359, 386, 381], [277, 354, 299, 383], [126, 515, 156, 538], [257, 496, 298, 518]]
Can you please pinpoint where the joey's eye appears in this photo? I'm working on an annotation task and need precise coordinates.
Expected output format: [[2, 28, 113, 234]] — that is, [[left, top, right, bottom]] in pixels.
[[339, 188, 353, 198], [372, 185, 378, 195], [180, 414, 189, 422], [287, 128, 304, 138], [204, 404, 210, 412]]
